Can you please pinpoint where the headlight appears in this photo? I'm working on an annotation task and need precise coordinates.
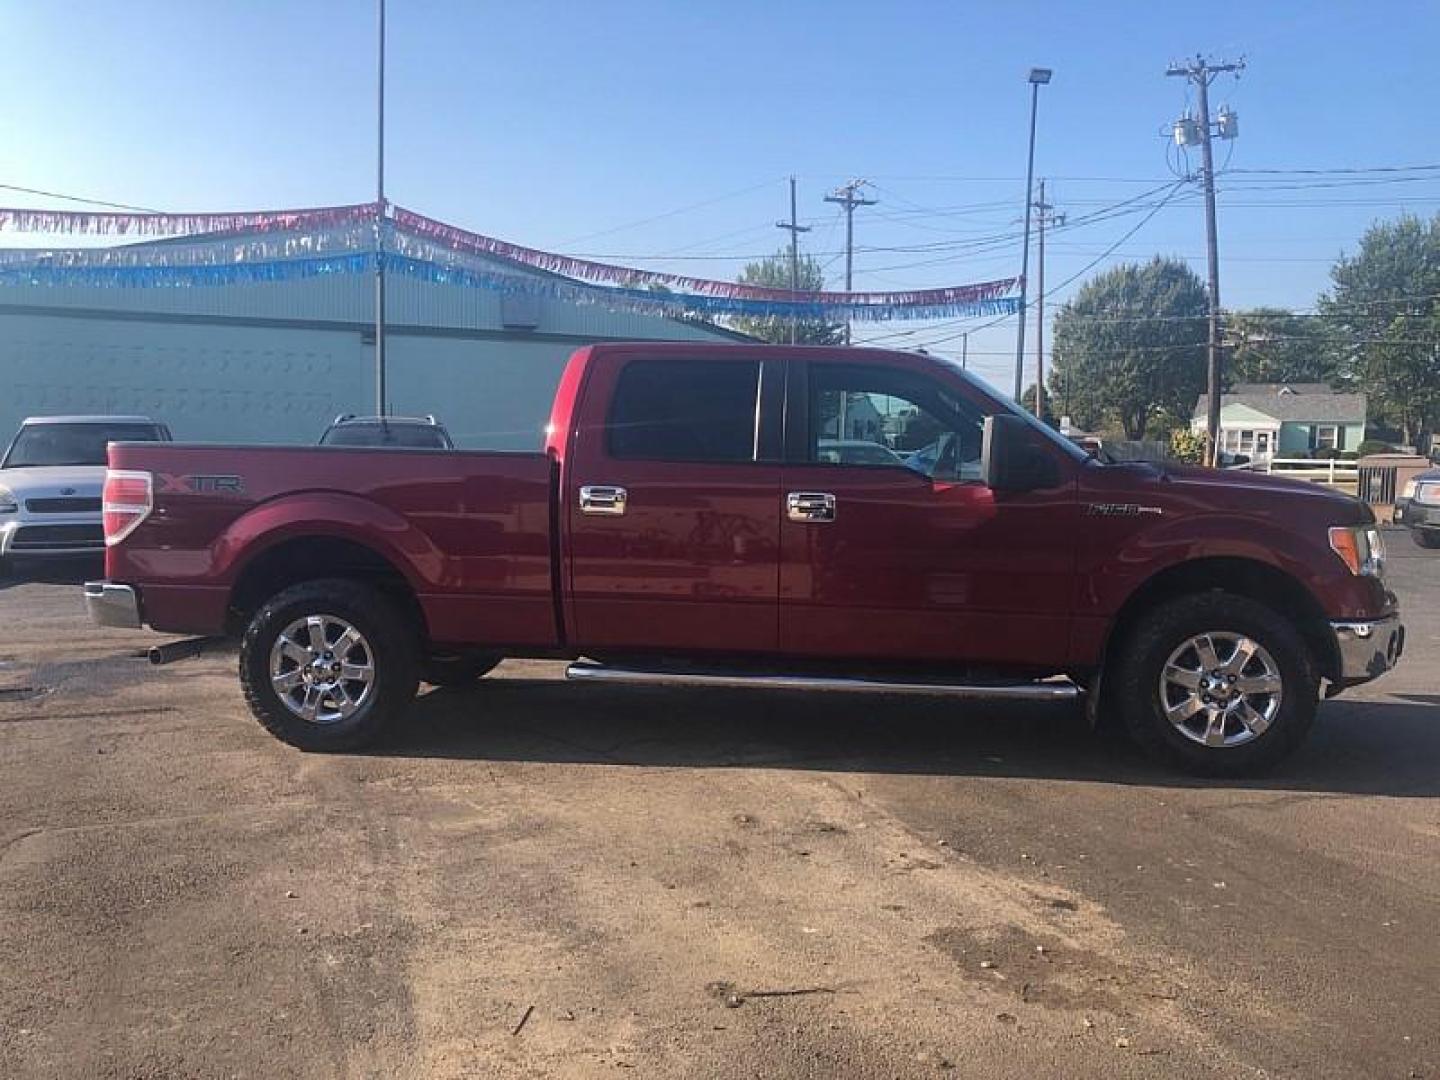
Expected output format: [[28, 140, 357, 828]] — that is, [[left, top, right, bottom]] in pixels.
[[1329, 525, 1385, 578], [0, 486, 16, 514], [1401, 479, 1417, 501]]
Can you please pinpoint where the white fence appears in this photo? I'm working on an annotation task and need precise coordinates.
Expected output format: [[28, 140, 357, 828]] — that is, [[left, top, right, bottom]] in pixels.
[[1261, 457, 1360, 494]]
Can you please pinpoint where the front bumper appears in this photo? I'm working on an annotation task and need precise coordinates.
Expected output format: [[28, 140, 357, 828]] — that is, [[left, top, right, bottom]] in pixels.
[[84, 582, 142, 629], [1330, 614, 1404, 685], [0, 518, 105, 557], [1395, 499, 1440, 529]]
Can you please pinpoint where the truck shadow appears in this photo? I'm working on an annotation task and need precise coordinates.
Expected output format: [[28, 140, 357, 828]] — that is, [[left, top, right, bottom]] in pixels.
[[391, 676, 1440, 799]]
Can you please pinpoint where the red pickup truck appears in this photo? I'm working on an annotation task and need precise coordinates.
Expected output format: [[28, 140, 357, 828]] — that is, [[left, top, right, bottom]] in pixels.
[[84, 343, 1402, 774]]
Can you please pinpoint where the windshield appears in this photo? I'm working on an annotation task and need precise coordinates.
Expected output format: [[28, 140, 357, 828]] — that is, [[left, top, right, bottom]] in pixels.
[[320, 422, 451, 449], [930, 355, 1092, 465], [1, 422, 166, 468]]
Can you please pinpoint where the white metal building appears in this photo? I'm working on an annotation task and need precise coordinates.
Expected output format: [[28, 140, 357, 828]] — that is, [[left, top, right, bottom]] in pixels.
[[0, 233, 742, 450]]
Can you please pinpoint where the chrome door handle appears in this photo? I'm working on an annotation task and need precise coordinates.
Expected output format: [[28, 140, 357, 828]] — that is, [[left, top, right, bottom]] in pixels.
[[579, 485, 628, 516], [787, 491, 836, 523]]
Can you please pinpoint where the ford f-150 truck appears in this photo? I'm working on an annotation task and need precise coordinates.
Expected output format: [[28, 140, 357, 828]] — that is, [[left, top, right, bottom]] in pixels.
[[84, 343, 1403, 774]]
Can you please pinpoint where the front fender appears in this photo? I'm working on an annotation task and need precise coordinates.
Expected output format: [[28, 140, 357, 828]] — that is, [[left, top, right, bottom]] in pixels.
[[1085, 511, 1352, 618]]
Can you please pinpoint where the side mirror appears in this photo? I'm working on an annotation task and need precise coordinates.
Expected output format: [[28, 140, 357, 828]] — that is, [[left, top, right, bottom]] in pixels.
[[981, 414, 1061, 493]]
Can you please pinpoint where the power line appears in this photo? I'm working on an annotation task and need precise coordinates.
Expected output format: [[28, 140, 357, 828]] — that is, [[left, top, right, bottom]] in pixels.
[[859, 180, 1190, 350], [555, 177, 779, 246], [0, 182, 162, 214]]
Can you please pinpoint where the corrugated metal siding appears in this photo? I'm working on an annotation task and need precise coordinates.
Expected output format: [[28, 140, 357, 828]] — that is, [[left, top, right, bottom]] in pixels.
[[0, 313, 364, 443], [0, 255, 742, 451]]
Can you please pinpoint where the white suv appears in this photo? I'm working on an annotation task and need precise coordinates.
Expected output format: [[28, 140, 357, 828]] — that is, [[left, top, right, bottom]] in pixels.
[[0, 416, 170, 574]]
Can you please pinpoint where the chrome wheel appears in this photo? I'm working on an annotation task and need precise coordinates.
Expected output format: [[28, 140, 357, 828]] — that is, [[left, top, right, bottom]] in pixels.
[[269, 614, 376, 725], [1160, 632, 1283, 749]]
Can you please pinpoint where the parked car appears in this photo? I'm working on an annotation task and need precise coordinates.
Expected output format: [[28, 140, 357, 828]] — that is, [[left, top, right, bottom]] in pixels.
[[319, 414, 453, 449], [84, 343, 1402, 775], [0, 415, 170, 573], [816, 439, 905, 467], [1394, 467, 1440, 548]]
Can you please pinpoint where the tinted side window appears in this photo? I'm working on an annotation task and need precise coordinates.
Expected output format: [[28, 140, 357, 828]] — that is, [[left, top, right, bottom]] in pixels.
[[607, 359, 759, 463], [808, 364, 986, 482]]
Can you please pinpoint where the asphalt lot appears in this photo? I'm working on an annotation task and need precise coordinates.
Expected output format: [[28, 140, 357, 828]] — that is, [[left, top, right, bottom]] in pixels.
[[1, 531, 1436, 1079]]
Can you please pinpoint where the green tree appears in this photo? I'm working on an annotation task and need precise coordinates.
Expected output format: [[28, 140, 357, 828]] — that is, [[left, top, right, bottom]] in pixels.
[[728, 249, 845, 345], [1320, 213, 1440, 448], [1226, 307, 1335, 385], [1049, 257, 1209, 439], [1169, 426, 1206, 464]]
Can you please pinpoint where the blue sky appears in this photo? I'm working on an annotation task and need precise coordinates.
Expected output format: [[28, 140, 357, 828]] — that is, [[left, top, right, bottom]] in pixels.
[[2, 1, 1436, 392]]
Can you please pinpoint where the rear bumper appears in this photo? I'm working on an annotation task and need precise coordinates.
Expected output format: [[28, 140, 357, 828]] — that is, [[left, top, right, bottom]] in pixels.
[[83, 581, 142, 629], [1330, 614, 1404, 686]]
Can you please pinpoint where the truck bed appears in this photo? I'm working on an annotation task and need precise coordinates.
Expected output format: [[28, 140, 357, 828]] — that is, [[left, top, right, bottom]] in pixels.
[[106, 443, 559, 646]]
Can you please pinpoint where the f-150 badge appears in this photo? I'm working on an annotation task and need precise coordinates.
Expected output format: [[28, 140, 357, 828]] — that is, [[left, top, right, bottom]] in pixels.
[[1086, 503, 1163, 517]]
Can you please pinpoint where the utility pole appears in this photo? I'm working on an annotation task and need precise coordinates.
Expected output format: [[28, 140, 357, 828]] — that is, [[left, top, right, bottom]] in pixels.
[[776, 176, 810, 345], [1167, 54, 1244, 465], [824, 179, 878, 345], [961, 332, 968, 371], [1014, 67, 1053, 402], [1033, 180, 1065, 419], [373, 0, 387, 415]]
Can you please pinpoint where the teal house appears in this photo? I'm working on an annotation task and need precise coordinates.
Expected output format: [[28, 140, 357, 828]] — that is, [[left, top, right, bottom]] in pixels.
[[1192, 383, 1367, 461]]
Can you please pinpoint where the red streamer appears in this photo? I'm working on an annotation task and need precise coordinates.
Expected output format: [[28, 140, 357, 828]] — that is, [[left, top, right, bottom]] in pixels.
[[391, 207, 1017, 306], [0, 202, 381, 238]]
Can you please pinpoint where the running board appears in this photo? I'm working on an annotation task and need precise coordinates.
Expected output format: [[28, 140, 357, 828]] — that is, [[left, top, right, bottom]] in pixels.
[[564, 662, 1080, 701]]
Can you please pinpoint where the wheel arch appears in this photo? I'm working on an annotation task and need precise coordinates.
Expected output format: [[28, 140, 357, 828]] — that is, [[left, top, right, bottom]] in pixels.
[[1103, 556, 1340, 687], [226, 533, 429, 642]]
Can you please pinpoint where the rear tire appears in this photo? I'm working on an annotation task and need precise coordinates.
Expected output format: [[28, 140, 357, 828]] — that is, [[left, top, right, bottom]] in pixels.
[[1110, 591, 1319, 776], [423, 652, 502, 687], [239, 578, 419, 751], [1412, 529, 1440, 549]]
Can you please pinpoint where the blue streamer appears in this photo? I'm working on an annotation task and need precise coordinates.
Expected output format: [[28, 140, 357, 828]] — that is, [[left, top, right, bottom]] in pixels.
[[0, 250, 1018, 322]]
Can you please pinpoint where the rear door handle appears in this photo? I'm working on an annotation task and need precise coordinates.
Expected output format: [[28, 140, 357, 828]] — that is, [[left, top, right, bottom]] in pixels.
[[579, 485, 628, 516], [787, 491, 836, 523]]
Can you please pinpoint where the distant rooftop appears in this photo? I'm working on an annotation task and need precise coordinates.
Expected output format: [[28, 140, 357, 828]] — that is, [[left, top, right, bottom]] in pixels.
[[1193, 382, 1366, 423]]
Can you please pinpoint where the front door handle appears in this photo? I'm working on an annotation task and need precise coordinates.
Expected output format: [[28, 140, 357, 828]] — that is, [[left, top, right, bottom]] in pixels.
[[579, 485, 628, 516], [787, 491, 836, 523]]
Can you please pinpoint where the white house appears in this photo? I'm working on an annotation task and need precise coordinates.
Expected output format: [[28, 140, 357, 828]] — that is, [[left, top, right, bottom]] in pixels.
[[1192, 383, 1367, 462]]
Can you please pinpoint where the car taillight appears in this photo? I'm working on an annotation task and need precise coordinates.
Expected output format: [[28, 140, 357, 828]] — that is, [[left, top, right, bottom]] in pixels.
[[102, 470, 153, 546]]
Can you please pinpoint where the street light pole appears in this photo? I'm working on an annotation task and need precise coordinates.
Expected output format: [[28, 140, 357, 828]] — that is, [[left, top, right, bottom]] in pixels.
[[1013, 67, 1052, 404], [373, 0, 387, 416]]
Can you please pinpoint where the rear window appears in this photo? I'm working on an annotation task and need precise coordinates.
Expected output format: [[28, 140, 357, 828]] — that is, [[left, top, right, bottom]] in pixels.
[[606, 358, 759, 463], [321, 423, 451, 449], [2, 423, 166, 468]]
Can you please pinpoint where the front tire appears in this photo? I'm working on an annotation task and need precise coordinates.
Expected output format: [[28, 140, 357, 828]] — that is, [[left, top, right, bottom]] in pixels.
[[1111, 591, 1319, 776], [239, 578, 420, 751], [1412, 529, 1440, 549]]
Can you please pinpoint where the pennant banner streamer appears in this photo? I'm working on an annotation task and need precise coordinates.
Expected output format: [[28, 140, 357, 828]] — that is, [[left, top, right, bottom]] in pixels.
[[0, 202, 1020, 321], [390, 206, 1018, 309], [0, 203, 380, 238]]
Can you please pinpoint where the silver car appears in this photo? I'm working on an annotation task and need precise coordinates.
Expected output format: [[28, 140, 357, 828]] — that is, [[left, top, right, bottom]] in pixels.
[[0, 416, 170, 573]]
